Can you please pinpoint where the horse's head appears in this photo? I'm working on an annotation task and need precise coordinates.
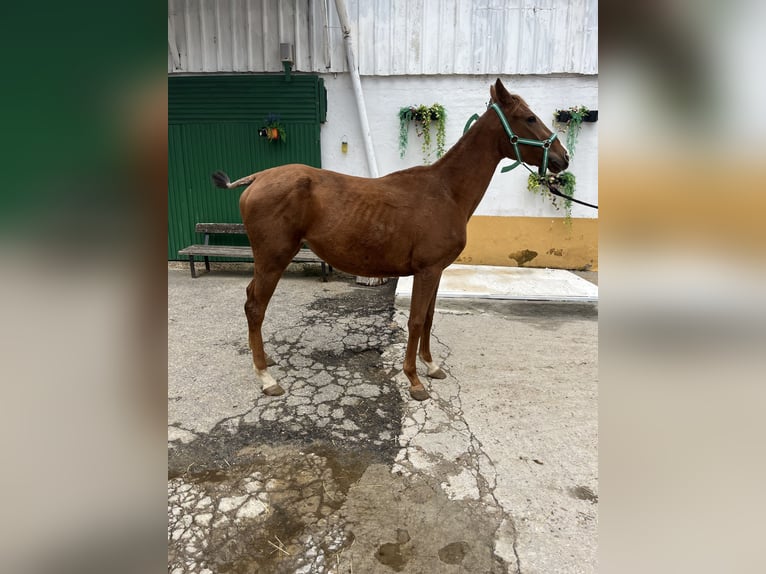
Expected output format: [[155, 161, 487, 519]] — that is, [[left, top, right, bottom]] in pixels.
[[489, 78, 569, 174]]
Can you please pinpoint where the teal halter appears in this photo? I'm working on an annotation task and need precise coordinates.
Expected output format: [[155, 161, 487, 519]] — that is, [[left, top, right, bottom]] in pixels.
[[463, 103, 558, 176]]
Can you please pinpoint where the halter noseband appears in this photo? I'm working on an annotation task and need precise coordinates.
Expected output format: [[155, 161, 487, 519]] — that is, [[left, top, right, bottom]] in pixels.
[[463, 102, 558, 176]]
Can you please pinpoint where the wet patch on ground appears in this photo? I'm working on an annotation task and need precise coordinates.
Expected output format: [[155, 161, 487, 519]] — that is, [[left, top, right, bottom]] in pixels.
[[169, 444, 365, 574], [169, 443, 509, 574], [341, 463, 507, 573]]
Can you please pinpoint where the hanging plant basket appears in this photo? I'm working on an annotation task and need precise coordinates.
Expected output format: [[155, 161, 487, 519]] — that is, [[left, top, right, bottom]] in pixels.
[[398, 103, 446, 164], [260, 113, 287, 142], [553, 106, 594, 158], [554, 109, 598, 123]]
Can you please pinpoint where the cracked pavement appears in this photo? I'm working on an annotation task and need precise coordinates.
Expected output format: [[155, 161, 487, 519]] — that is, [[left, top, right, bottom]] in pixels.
[[168, 263, 597, 573]]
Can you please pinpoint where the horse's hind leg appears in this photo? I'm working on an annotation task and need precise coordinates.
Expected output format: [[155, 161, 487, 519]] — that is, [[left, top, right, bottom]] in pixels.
[[403, 268, 443, 401], [419, 282, 447, 379], [245, 263, 288, 396]]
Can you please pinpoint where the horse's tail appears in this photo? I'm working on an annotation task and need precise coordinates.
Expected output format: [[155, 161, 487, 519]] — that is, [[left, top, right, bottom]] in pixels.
[[211, 171, 257, 189]]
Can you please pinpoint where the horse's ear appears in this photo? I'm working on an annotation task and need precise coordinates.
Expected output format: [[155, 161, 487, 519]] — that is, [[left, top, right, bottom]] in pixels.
[[494, 78, 512, 104], [489, 82, 497, 102]]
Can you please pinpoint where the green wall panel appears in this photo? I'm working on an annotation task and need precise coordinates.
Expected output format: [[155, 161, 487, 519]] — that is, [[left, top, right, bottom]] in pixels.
[[168, 74, 323, 259]]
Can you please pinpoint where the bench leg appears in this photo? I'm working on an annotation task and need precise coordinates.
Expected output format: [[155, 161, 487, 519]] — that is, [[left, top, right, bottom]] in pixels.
[[189, 256, 197, 278], [204, 256, 210, 272], [321, 262, 328, 282]]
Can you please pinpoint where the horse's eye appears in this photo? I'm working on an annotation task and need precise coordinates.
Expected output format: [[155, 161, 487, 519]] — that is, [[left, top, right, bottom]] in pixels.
[[526, 116, 537, 124]]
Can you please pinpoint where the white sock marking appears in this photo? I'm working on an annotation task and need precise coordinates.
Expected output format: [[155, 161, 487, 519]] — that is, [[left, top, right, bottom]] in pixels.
[[423, 359, 441, 376], [255, 366, 279, 391]]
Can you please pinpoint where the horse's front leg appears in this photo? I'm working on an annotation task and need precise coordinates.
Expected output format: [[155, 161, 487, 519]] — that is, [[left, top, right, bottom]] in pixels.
[[418, 282, 447, 379], [403, 268, 443, 401]]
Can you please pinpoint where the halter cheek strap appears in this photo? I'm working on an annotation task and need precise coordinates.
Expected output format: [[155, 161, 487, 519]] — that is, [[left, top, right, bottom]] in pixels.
[[463, 104, 558, 176]]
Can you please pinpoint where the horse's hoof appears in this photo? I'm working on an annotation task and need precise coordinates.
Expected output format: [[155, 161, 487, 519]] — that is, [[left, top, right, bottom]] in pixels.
[[262, 384, 285, 397], [409, 386, 430, 401], [427, 367, 447, 379], [265, 354, 277, 367]]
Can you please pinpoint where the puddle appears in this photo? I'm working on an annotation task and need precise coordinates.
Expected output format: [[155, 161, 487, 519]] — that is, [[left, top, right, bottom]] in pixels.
[[168, 443, 372, 573], [169, 439, 510, 573], [439, 540, 471, 564], [339, 464, 508, 573], [375, 540, 411, 571]]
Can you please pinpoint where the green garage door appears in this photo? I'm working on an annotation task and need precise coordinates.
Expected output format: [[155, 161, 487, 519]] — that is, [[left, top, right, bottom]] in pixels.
[[168, 74, 326, 259]]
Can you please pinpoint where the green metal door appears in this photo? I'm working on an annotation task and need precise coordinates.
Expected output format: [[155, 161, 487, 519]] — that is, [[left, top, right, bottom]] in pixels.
[[168, 74, 325, 259]]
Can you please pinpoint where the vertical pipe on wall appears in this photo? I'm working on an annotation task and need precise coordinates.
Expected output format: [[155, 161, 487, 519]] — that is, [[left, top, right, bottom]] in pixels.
[[333, 0, 379, 178], [321, 0, 332, 69]]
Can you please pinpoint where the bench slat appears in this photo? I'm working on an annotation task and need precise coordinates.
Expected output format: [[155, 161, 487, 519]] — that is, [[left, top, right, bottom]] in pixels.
[[194, 223, 246, 234], [178, 246, 322, 262], [178, 245, 251, 258]]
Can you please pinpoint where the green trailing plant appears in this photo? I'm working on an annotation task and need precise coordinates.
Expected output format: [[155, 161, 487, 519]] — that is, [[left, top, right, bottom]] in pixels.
[[528, 171, 577, 225], [398, 104, 446, 163], [554, 106, 589, 158], [263, 113, 286, 142]]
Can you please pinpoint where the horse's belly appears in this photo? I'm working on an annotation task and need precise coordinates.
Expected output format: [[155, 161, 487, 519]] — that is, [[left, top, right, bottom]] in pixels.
[[308, 240, 415, 277]]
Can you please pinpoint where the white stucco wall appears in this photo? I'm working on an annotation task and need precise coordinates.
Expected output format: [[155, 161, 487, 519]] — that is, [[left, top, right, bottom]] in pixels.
[[319, 74, 598, 219]]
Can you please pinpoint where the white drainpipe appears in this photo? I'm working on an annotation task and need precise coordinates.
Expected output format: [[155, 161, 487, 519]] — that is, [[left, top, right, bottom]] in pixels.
[[333, 0, 379, 178], [333, 0, 387, 286]]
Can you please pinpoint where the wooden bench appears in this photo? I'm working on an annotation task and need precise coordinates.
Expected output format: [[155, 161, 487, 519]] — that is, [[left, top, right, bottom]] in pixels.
[[178, 223, 332, 281]]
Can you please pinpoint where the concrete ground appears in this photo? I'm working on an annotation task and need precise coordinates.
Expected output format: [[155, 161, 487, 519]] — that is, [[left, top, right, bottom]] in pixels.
[[396, 265, 598, 303], [168, 262, 597, 573]]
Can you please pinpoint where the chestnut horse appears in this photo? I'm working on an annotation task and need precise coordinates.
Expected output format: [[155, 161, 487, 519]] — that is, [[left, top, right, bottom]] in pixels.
[[212, 79, 568, 401]]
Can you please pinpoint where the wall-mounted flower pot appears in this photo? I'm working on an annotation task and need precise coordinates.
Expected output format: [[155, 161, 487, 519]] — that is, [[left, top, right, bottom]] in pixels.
[[404, 108, 442, 122], [260, 113, 287, 142], [555, 110, 598, 123], [398, 103, 447, 162], [259, 126, 285, 142]]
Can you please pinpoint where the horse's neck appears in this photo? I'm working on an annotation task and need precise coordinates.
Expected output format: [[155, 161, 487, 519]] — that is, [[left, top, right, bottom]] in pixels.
[[434, 113, 506, 219]]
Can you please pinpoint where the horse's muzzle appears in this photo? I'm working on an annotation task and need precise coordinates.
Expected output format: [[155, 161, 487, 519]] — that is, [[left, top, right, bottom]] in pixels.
[[549, 154, 569, 173]]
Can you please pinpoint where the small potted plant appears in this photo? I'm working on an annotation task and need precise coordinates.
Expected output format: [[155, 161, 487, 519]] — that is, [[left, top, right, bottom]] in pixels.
[[261, 113, 286, 142]]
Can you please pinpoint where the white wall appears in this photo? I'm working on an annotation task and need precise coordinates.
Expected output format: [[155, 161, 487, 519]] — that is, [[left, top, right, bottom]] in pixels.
[[319, 74, 598, 219]]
